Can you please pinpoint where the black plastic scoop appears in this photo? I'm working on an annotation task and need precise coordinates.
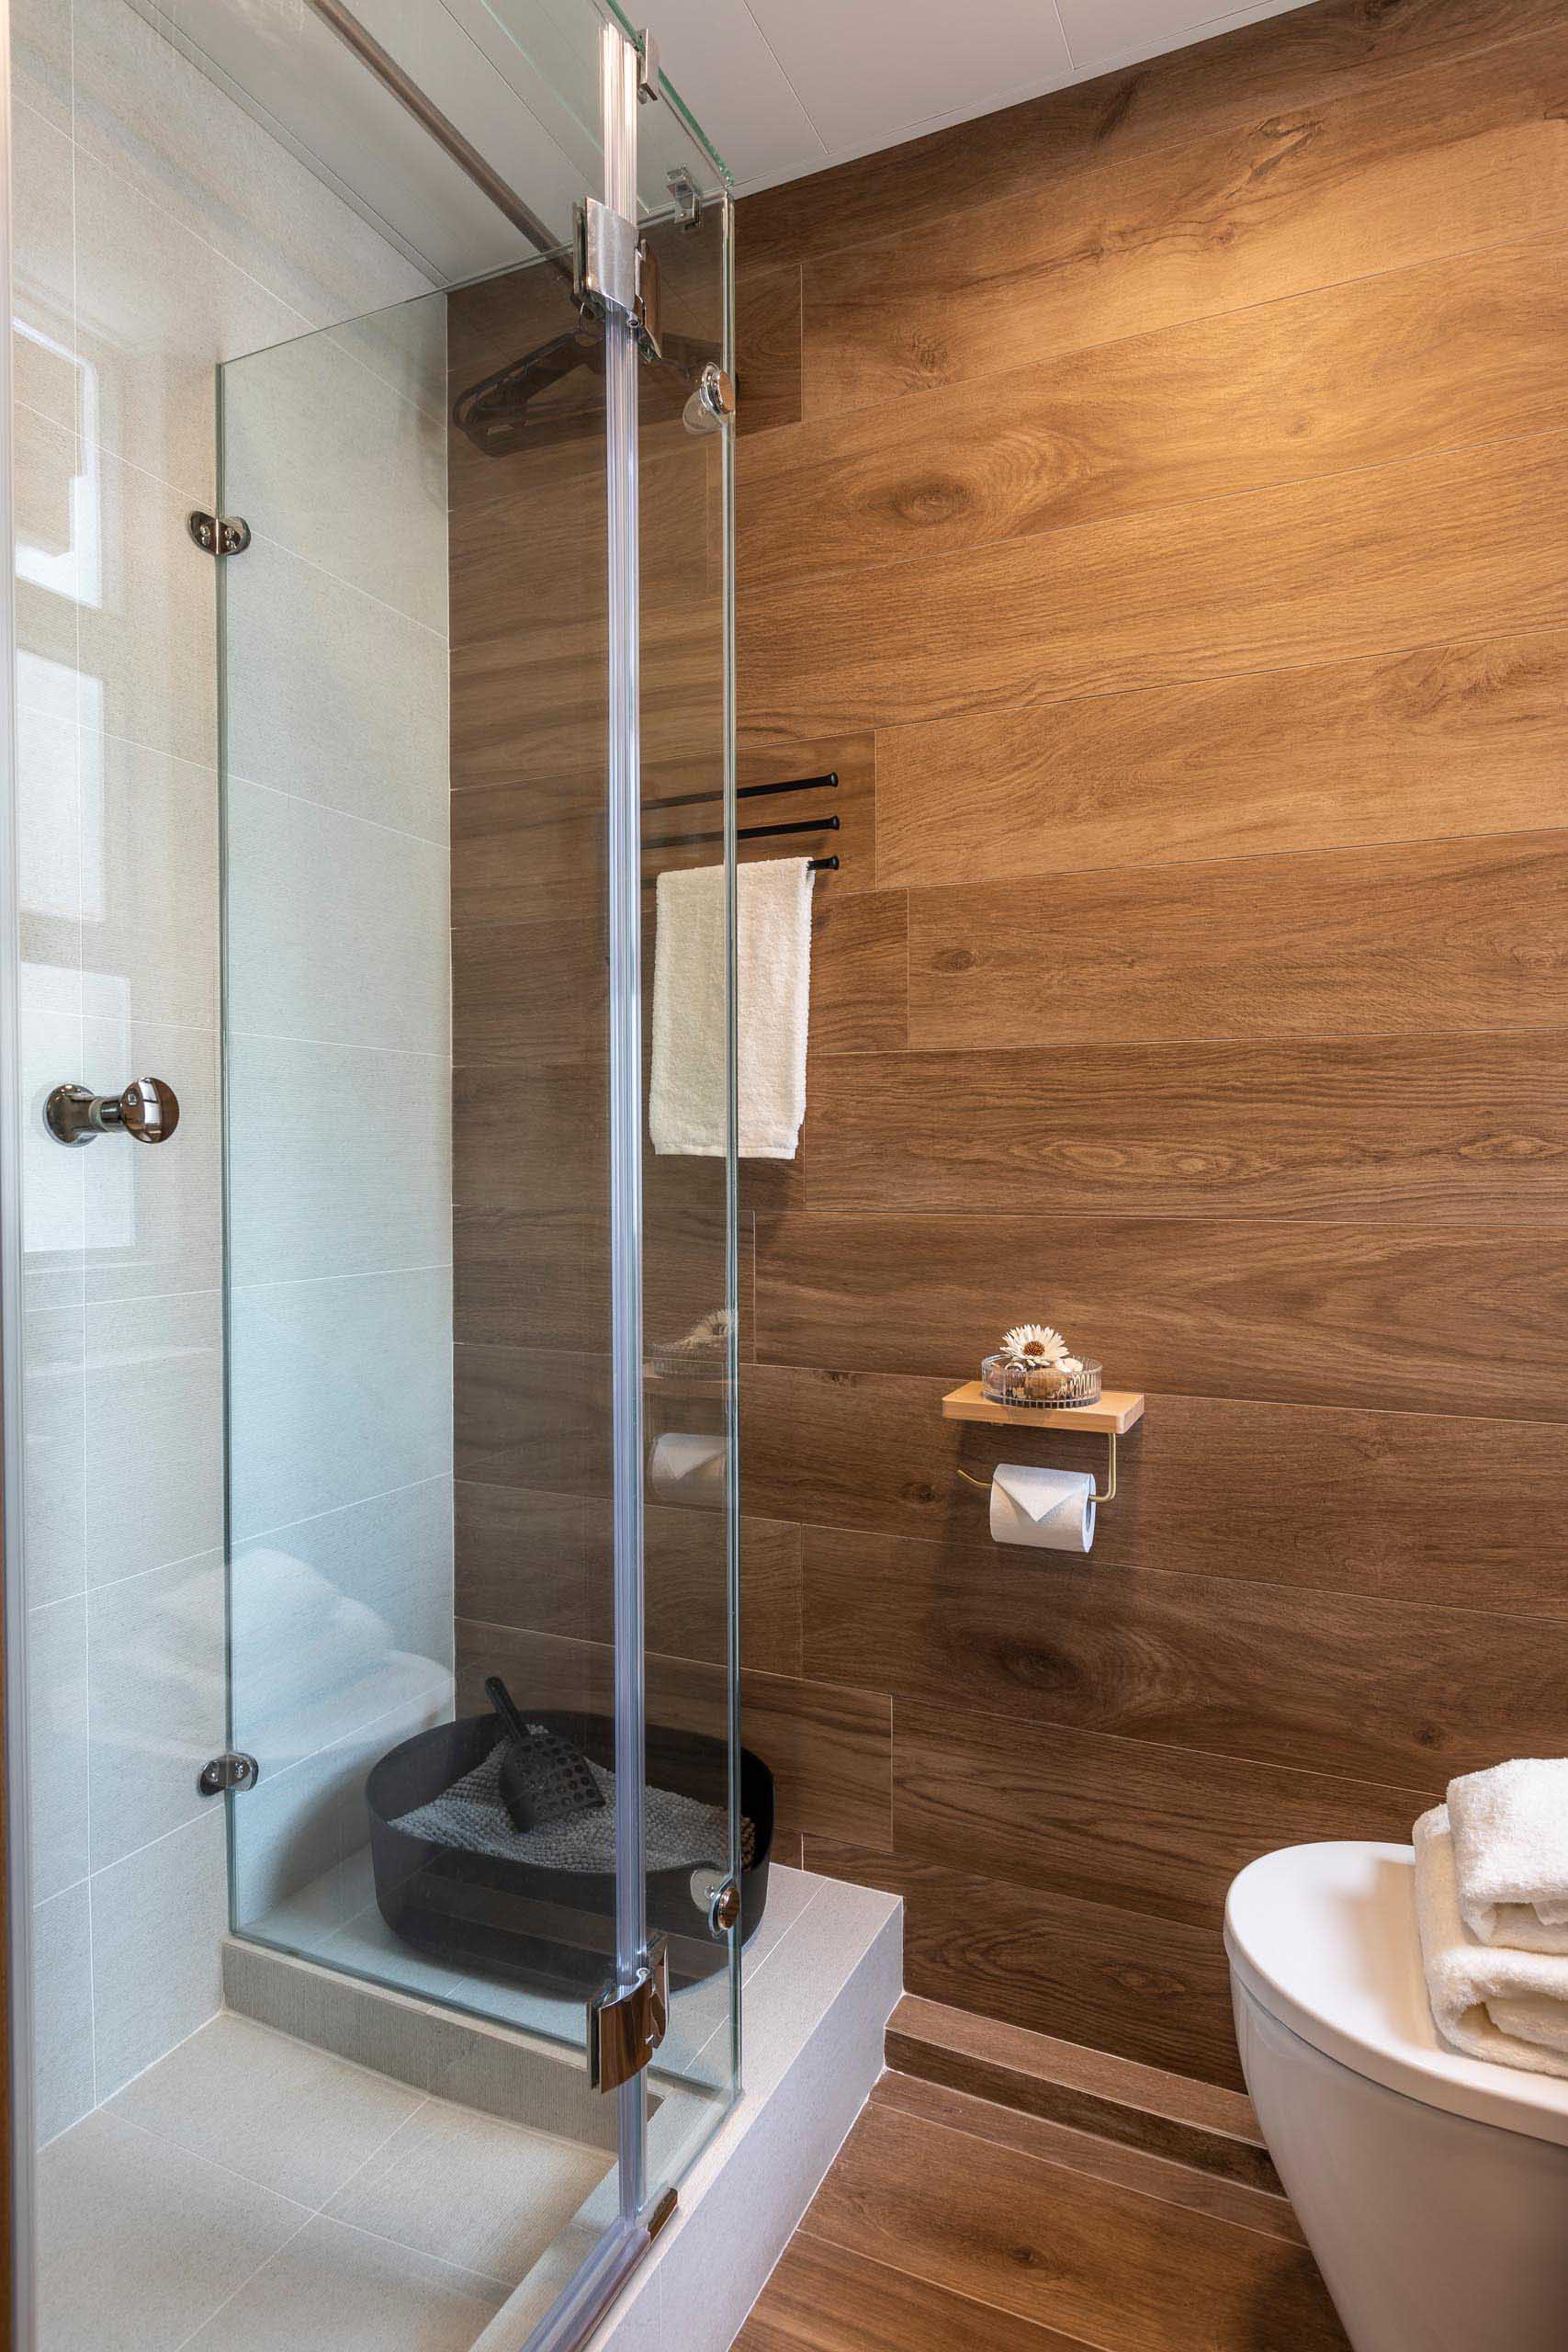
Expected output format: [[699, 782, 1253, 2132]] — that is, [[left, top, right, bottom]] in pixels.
[[484, 1675, 605, 1832]]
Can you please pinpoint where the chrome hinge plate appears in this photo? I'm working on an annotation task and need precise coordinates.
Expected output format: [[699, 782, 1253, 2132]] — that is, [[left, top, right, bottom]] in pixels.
[[588, 1939, 668, 2092], [199, 1749, 259, 1797], [667, 166, 700, 228], [188, 510, 251, 557], [574, 199, 662, 361], [637, 26, 660, 101]]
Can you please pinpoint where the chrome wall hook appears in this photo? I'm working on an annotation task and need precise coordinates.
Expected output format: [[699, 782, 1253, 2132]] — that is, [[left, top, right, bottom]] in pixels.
[[46, 1078, 180, 1147]]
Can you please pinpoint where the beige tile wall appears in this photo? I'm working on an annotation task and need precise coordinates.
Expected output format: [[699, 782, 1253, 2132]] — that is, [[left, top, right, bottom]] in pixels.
[[10, 0, 437, 2141]]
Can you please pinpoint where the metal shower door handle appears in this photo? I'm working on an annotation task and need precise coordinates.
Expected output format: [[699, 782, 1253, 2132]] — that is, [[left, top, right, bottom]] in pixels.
[[46, 1077, 181, 1146]]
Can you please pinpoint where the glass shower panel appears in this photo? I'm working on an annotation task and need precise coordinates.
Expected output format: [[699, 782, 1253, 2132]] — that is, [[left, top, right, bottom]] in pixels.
[[215, 25, 742, 2307], [633, 190, 745, 2193], [218, 258, 631, 2063]]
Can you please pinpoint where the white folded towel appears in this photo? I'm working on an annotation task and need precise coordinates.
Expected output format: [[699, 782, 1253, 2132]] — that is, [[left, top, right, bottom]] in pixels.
[[1414, 1804, 1568, 2075], [649, 858, 814, 1159], [1448, 1758, 1568, 1953]]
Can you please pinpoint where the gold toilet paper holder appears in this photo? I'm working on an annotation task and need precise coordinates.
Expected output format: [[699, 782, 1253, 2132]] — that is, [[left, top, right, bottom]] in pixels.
[[942, 1382, 1144, 1508], [956, 1435, 1117, 1503]]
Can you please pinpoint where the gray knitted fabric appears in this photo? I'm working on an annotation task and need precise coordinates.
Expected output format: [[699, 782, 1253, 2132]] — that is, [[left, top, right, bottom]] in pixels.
[[394, 1740, 730, 1875]]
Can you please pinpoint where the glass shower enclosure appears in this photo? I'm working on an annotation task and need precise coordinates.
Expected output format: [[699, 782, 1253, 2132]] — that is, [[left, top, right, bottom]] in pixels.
[[6, 5, 741, 2346]]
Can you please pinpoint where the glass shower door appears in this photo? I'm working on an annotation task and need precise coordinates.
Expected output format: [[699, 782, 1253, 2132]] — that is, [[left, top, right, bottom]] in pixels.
[[213, 11, 739, 2335]]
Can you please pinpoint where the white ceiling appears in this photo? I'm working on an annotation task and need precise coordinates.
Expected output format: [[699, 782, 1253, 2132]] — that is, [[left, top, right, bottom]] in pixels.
[[645, 0, 1314, 196], [147, 0, 1312, 287]]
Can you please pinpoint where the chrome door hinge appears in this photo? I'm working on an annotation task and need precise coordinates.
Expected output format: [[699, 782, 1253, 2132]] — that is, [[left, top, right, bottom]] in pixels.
[[199, 1750, 259, 1796], [637, 27, 660, 102], [187, 510, 251, 557], [667, 166, 700, 229], [588, 1939, 668, 2091], [574, 198, 662, 361]]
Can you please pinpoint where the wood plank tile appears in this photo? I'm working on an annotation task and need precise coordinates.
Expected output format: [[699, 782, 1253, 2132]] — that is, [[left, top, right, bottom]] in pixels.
[[873, 2073, 1303, 2246], [798, 2103, 1349, 2351], [584, 1507, 803, 1676], [739, 431, 1568, 736], [804, 1034, 1568, 1219], [907, 831, 1568, 1052], [884, 1996, 1275, 2193], [736, 2233, 1085, 2351], [803, 1525, 1568, 1791], [452, 1060, 605, 1216], [893, 1700, 1427, 1932], [452, 916, 605, 1065], [451, 775, 604, 931], [752, 1211, 1568, 1419], [452, 1343, 607, 1494], [738, 0, 1565, 269], [808, 888, 907, 1055], [805, 1844, 1243, 2088], [798, 30, 1568, 417], [455, 1207, 587, 1351], [446, 1630, 893, 1849], [874, 628, 1568, 889], [735, 260, 803, 439], [453, 1482, 589, 1642], [743, 239, 1568, 586], [742, 1670, 892, 1850], [747, 1367, 1568, 1612], [736, 727, 876, 899], [449, 447, 709, 640]]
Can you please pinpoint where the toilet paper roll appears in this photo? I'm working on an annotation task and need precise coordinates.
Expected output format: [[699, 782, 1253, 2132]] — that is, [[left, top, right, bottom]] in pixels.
[[649, 1430, 728, 1509], [989, 1461, 1096, 1554]]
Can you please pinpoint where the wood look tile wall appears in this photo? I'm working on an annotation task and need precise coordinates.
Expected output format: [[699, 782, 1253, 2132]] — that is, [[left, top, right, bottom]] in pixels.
[[447, 217, 746, 1819], [731, 0, 1568, 2087]]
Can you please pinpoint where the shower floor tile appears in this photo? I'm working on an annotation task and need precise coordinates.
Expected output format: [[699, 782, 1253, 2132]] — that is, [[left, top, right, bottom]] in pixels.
[[37, 2010, 612, 2352], [103, 2010, 423, 2207]]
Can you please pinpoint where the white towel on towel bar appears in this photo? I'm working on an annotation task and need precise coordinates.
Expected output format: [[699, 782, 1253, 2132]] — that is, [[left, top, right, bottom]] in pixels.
[[649, 857, 814, 1159], [1415, 1804, 1568, 2075], [1448, 1758, 1568, 1953]]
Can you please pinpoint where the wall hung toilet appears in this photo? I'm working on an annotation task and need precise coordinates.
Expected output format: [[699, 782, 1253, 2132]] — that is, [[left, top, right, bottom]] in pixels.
[[1226, 1842, 1568, 2352]]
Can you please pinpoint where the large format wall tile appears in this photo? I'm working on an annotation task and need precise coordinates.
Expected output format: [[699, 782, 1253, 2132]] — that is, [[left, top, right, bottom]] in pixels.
[[741, 235, 1568, 587], [89, 1808, 228, 2098], [16, 702, 82, 1010], [83, 1291, 223, 1584], [69, 0, 428, 330], [795, 26, 1568, 417], [741, 432, 1568, 737], [754, 1210, 1568, 1419], [226, 779, 449, 1053], [14, 0, 446, 2144], [230, 1478, 454, 1780], [82, 1015, 221, 1302], [87, 1550, 226, 1872], [78, 731, 219, 1029], [875, 627, 1568, 891], [75, 447, 216, 767], [28, 1594, 89, 1902], [73, 144, 307, 503], [221, 312, 448, 629], [33, 1885, 95, 2143], [227, 1034, 450, 1287], [732, 0, 1568, 2093], [230, 1268, 455, 1541], [224, 534, 450, 842], [19, 1003, 85, 1305], [12, 96, 75, 432], [21, 1308, 85, 1610]]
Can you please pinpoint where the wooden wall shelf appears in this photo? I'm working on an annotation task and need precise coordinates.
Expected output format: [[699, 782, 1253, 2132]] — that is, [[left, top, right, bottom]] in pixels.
[[941, 1382, 1145, 1435]]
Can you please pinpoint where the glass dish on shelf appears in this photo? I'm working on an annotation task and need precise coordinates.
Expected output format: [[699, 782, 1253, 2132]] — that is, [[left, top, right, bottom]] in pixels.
[[980, 1354, 1103, 1408]]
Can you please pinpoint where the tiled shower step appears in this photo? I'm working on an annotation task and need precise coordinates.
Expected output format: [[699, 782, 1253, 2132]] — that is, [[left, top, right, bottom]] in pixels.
[[885, 1994, 1283, 2195], [223, 1934, 636, 2153]]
